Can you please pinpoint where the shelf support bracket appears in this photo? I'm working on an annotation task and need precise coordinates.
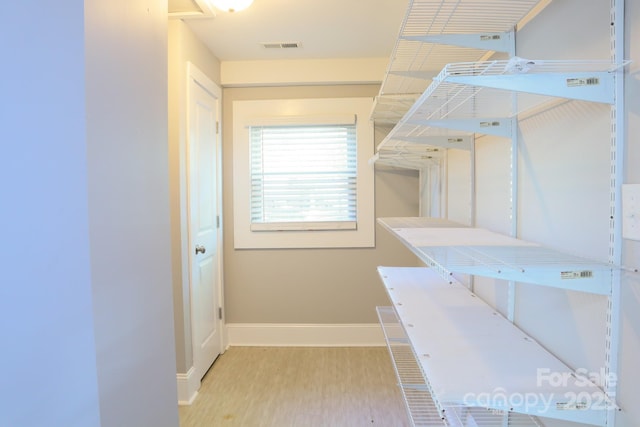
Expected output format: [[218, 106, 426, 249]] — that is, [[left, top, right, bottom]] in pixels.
[[406, 118, 513, 138], [401, 31, 515, 53], [388, 70, 435, 81], [382, 135, 474, 151], [446, 72, 617, 104]]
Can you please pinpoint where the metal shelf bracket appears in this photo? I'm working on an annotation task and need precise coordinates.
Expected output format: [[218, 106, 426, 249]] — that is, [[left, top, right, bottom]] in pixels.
[[446, 71, 618, 104], [406, 118, 513, 138], [401, 31, 515, 53]]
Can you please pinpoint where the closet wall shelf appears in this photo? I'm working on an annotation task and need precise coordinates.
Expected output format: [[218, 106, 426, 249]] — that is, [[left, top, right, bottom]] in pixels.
[[379, 217, 618, 295], [378, 267, 616, 426], [372, 0, 548, 125], [377, 306, 544, 427], [376, 307, 542, 427], [371, 136, 472, 171], [376, 306, 447, 427], [370, 143, 447, 170], [374, 59, 628, 162], [371, 94, 421, 125]]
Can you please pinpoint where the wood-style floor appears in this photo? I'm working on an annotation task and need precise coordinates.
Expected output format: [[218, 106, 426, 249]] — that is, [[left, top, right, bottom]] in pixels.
[[178, 347, 411, 427]]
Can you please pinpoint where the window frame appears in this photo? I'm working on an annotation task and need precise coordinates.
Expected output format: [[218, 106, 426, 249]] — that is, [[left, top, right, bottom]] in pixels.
[[232, 97, 375, 249], [249, 119, 358, 231]]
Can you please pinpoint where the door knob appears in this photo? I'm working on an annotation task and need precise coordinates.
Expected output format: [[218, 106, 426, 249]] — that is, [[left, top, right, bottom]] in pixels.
[[195, 245, 206, 255]]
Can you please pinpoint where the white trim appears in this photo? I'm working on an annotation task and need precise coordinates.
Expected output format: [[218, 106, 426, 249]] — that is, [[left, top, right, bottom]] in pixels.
[[185, 62, 226, 377], [176, 367, 201, 406], [247, 114, 356, 127], [251, 221, 357, 232], [226, 323, 385, 347]]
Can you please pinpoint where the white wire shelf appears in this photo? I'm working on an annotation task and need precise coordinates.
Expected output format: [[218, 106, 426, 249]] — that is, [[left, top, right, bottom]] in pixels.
[[371, 143, 447, 170], [372, 134, 473, 170], [372, 0, 547, 124], [378, 217, 618, 295], [371, 94, 422, 125], [377, 306, 545, 427], [377, 216, 464, 229], [445, 408, 543, 427], [375, 58, 628, 161], [377, 306, 448, 427], [377, 267, 616, 426]]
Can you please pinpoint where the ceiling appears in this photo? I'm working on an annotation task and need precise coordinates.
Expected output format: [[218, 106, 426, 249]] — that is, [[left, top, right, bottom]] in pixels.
[[169, 0, 409, 61]]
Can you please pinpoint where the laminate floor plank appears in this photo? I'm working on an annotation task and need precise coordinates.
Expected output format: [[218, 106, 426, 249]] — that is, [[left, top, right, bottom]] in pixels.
[[179, 347, 411, 427]]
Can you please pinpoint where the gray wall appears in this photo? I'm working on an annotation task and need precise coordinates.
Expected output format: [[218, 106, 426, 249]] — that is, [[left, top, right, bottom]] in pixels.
[[446, 1, 640, 425], [0, 1, 179, 426], [222, 85, 421, 324]]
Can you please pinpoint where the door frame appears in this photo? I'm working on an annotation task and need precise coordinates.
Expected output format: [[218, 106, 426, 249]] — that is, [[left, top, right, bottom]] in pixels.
[[180, 62, 226, 396]]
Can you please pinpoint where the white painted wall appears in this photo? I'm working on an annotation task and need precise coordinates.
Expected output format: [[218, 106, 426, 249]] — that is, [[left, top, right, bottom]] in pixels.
[[85, 1, 178, 425], [446, 148, 473, 226], [617, 1, 640, 425], [0, 1, 179, 426], [0, 2, 101, 426]]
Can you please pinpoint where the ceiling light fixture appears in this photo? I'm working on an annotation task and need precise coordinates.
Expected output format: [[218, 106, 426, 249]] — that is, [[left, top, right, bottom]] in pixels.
[[209, 0, 254, 12]]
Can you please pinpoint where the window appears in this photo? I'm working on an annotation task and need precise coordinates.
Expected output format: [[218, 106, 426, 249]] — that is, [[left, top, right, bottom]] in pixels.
[[250, 122, 357, 231], [233, 98, 375, 249]]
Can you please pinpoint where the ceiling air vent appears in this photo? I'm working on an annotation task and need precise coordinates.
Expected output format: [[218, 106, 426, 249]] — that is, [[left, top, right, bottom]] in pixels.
[[260, 42, 302, 49]]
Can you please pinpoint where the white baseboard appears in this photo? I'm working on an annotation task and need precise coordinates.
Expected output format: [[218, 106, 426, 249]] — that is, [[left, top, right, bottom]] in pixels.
[[176, 367, 200, 406], [226, 323, 385, 347]]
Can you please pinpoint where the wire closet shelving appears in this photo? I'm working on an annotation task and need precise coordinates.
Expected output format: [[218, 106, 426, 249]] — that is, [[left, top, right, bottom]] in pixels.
[[370, 0, 629, 426], [377, 267, 613, 427], [372, 0, 545, 125], [378, 217, 618, 295]]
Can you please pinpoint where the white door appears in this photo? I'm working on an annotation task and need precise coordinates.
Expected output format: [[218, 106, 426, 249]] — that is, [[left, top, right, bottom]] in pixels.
[[188, 64, 223, 381]]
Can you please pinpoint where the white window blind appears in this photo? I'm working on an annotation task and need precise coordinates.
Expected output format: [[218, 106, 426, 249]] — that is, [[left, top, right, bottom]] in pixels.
[[249, 123, 357, 231]]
